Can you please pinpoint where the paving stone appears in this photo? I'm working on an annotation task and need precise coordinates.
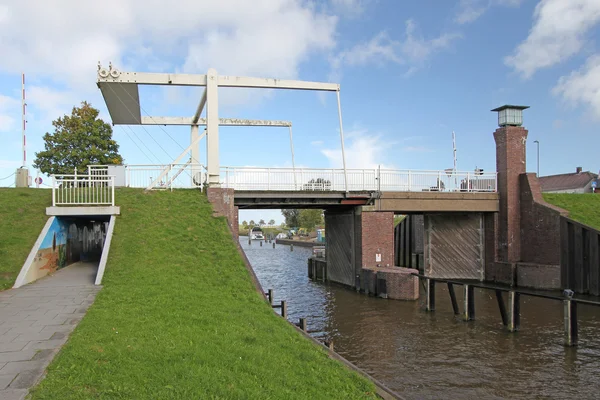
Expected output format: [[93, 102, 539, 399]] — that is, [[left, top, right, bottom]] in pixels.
[[8, 368, 44, 389], [0, 372, 18, 390], [10, 331, 55, 343], [0, 388, 28, 400], [22, 339, 68, 351], [0, 342, 27, 353], [0, 262, 99, 397], [0, 361, 40, 374], [0, 350, 36, 363]]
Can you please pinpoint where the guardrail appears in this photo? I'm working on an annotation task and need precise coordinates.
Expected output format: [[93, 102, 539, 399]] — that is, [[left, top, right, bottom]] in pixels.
[[52, 174, 115, 206], [220, 167, 497, 192], [89, 164, 205, 190]]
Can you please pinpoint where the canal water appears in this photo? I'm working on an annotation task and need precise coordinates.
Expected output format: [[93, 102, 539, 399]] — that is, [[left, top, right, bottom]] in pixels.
[[240, 238, 600, 399]]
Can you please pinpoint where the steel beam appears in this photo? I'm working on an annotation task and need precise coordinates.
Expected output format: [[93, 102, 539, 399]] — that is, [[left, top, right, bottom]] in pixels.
[[139, 116, 292, 127], [192, 89, 207, 124], [98, 70, 338, 91]]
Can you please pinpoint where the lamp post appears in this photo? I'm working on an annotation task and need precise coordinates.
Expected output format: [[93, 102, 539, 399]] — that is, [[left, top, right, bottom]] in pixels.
[[533, 140, 540, 177]]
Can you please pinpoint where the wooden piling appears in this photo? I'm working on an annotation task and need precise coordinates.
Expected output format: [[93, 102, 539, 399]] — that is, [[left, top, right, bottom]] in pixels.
[[260, 241, 263, 247], [299, 318, 307, 332], [426, 278, 435, 312], [290, 244, 294, 252], [564, 299, 578, 346], [463, 284, 475, 321], [447, 283, 459, 315], [281, 300, 288, 319], [273, 242, 275, 249], [508, 291, 520, 332], [495, 290, 508, 326], [267, 289, 273, 305]]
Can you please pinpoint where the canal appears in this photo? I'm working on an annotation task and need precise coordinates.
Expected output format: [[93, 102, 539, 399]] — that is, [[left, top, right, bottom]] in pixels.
[[240, 237, 600, 399]]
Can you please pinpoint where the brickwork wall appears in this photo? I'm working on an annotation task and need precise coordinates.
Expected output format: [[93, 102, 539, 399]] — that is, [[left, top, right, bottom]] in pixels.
[[361, 267, 419, 300], [207, 188, 237, 235], [494, 126, 528, 263], [360, 211, 394, 269], [519, 173, 568, 265]]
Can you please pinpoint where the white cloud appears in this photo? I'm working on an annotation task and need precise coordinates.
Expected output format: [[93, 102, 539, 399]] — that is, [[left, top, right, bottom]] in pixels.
[[455, 0, 524, 25], [311, 140, 324, 146], [0, 94, 20, 133], [321, 129, 395, 169], [0, 1, 339, 117], [330, 20, 461, 80], [553, 55, 600, 119], [505, 0, 600, 78]]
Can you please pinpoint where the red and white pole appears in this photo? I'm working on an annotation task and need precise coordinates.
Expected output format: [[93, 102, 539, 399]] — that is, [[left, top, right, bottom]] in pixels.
[[22, 73, 27, 167]]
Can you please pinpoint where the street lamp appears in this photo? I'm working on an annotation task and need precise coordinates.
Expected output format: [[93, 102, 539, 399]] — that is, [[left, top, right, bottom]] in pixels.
[[533, 140, 540, 177]]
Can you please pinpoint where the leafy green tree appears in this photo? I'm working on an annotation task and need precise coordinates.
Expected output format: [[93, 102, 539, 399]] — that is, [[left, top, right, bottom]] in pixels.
[[281, 209, 300, 227], [33, 101, 123, 175], [298, 209, 324, 230], [259, 219, 266, 226], [269, 219, 275, 226], [249, 220, 255, 226], [242, 220, 248, 228]]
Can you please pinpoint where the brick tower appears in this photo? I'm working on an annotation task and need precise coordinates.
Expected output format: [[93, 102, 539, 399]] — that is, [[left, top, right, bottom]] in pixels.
[[492, 105, 529, 264]]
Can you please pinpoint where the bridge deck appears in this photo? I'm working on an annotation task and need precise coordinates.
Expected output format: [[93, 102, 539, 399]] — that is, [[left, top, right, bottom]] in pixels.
[[234, 190, 499, 212]]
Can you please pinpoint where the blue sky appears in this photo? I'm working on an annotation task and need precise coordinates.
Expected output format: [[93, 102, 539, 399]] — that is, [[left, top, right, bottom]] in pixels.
[[1, 0, 599, 224]]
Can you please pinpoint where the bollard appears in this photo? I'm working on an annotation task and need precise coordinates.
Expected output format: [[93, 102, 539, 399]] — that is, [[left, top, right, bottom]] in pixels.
[[564, 299, 578, 346], [508, 291, 520, 332], [463, 284, 475, 321], [290, 244, 294, 252], [426, 278, 435, 312], [299, 318, 307, 332], [281, 300, 288, 319]]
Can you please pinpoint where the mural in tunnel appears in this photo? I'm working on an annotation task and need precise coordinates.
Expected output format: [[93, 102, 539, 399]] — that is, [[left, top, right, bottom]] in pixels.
[[26, 217, 108, 283]]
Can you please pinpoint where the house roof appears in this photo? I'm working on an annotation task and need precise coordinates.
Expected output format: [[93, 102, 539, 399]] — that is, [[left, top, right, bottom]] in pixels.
[[539, 171, 598, 191]]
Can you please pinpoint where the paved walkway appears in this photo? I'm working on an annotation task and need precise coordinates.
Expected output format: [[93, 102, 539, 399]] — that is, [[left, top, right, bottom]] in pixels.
[[0, 262, 101, 400]]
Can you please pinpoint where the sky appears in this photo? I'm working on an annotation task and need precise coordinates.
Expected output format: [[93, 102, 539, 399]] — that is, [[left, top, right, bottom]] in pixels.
[[0, 0, 599, 224]]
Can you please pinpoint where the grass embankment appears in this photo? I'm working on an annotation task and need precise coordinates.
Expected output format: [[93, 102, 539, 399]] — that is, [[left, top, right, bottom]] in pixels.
[[238, 226, 284, 237], [30, 188, 376, 399], [0, 188, 51, 291], [543, 193, 600, 230]]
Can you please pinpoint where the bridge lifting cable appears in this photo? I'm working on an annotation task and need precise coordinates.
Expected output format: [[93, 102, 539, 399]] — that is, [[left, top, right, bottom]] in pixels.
[[118, 126, 160, 164], [105, 83, 178, 163], [124, 125, 163, 164], [115, 82, 202, 166]]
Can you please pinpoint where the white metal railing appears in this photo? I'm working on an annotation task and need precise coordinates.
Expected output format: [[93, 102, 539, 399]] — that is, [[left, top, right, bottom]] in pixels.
[[124, 163, 205, 190], [219, 166, 497, 193], [52, 174, 115, 206]]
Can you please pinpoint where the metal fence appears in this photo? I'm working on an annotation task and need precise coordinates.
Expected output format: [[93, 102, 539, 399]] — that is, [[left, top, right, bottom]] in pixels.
[[219, 166, 497, 192], [52, 174, 115, 206]]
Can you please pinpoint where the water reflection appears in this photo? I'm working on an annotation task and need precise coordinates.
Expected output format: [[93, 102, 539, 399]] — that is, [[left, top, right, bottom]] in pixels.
[[240, 237, 600, 399]]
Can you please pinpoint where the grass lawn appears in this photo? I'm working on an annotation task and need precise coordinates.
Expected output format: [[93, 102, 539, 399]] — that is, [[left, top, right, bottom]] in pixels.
[[29, 188, 376, 399], [543, 193, 600, 230], [0, 188, 51, 291]]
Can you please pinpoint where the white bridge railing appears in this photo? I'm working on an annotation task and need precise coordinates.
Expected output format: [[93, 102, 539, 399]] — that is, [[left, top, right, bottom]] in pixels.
[[52, 174, 115, 206], [220, 167, 497, 192], [81, 164, 497, 193]]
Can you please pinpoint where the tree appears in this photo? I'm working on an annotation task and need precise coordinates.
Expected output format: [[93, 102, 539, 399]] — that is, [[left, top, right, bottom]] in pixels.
[[242, 220, 248, 227], [33, 101, 123, 175], [281, 209, 300, 227], [249, 220, 255, 227], [269, 219, 275, 226], [298, 209, 324, 230], [259, 219, 266, 226]]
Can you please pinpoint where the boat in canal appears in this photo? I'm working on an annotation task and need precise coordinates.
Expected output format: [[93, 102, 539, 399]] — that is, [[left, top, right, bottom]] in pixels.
[[249, 226, 265, 240]]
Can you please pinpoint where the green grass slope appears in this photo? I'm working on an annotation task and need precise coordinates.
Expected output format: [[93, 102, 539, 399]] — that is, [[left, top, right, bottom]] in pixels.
[[0, 188, 51, 291], [29, 189, 376, 399], [543, 193, 600, 231]]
